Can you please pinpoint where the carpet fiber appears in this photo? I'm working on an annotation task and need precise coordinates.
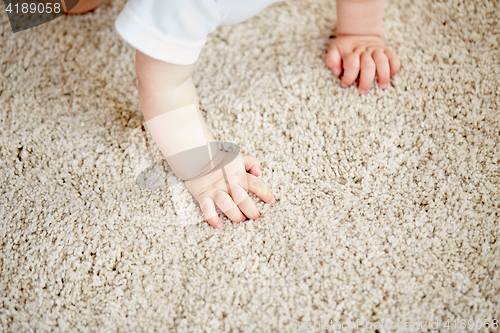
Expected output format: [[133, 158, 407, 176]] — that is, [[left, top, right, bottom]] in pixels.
[[1, 0, 499, 331]]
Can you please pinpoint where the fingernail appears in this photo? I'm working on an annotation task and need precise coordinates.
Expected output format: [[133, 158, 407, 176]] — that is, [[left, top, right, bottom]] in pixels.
[[359, 89, 367, 95], [380, 83, 388, 89], [341, 82, 348, 88], [269, 197, 276, 205], [215, 222, 224, 229]]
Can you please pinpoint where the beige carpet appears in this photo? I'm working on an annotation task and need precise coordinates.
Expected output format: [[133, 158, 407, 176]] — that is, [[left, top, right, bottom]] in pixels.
[[1, 0, 499, 331]]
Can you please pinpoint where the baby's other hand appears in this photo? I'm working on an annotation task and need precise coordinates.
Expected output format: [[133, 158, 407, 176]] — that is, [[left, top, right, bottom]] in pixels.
[[185, 154, 275, 229], [326, 35, 400, 94]]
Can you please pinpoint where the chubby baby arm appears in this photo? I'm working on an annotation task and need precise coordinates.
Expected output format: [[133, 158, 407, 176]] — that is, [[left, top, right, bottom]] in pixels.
[[326, 0, 401, 94], [135, 51, 275, 229]]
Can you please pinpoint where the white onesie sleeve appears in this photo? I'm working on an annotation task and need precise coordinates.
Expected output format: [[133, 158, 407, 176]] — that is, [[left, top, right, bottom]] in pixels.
[[115, 0, 284, 65], [115, 0, 222, 65]]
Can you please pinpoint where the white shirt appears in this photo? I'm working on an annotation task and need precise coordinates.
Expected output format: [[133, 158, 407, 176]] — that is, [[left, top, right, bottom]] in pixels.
[[115, 0, 284, 65]]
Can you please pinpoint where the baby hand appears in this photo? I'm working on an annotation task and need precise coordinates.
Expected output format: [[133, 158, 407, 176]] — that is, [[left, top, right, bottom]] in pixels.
[[326, 35, 400, 94], [185, 154, 275, 229]]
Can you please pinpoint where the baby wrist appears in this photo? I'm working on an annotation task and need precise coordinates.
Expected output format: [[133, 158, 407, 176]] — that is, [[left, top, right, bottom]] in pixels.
[[145, 104, 239, 181]]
